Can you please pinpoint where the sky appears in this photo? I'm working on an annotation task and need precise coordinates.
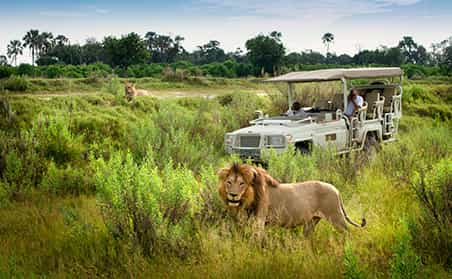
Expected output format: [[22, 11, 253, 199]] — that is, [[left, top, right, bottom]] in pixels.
[[0, 0, 451, 64]]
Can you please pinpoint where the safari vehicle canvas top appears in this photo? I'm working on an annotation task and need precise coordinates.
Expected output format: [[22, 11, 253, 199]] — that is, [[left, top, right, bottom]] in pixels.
[[224, 67, 403, 160]]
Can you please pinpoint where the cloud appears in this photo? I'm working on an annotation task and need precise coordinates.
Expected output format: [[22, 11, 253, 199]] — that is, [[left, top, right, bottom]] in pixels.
[[196, 0, 422, 20], [39, 6, 110, 18], [95, 9, 110, 15], [39, 10, 87, 17]]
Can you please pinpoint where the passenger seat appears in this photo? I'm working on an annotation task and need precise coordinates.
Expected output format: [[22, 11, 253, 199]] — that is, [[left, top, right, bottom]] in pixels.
[[382, 87, 396, 112], [366, 90, 380, 119]]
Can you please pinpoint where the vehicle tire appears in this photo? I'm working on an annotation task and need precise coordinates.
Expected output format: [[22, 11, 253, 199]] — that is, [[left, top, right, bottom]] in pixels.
[[363, 133, 380, 160], [295, 141, 312, 155]]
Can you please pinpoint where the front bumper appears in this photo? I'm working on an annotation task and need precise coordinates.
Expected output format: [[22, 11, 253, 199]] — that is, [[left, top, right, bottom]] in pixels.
[[229, 148, 261, 160]]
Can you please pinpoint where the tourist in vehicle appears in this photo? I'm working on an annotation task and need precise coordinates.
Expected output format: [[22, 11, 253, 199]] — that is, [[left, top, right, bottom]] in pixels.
[[345, 88, 363, 117], [286, 101, 307, 117]]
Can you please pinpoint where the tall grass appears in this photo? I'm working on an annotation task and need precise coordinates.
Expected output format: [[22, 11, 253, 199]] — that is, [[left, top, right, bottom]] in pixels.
[[0, 81, 451, 277]]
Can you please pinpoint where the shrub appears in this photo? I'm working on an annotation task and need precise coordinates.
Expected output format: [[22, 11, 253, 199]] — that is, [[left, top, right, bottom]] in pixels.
[[343, 242, 367, 279], [198, 165, 229, 224], [16, 64, 35, 77], [263, 145, 317, 183], [410, 157, 452, 266], [103, 75, 123, 97], [41, 162, 94, 195], [32, 113, 85, 165], [390, 220, 421, 279], [0, 66, 15, 79], [1, 75, 30, 91], [94, 151, 202, 256], [0, 131, 44, 200]]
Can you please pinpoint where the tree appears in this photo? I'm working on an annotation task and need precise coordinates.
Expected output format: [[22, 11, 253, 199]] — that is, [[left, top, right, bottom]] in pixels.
[[36, 32, 54, 56], [82, 38, 104, 64], [103, 33, 149, 67], [300, 50, 325, 64], [398, 36, 427, 64], [7, 40, 23, 66], [23, 29, 40, 65], [0, 55, 8, 66], [192, 40, 227, 64], [442, 45, 452, 74], [145, 32, 184, 63], [245, 31, 285, 75], [54, 34, 69, 46], [322, 33, 334, 54]]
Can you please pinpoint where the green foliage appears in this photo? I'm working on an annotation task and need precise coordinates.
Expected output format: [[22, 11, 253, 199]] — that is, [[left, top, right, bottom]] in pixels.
[[103, 33, 150, 68], [0, 75, 30, 91], [263, 145, 317, 183], [0, 66, 15, 79], [126, 63, 164, 78], [410, 157, 452, 266], [32, 113, 85, 165], [390, 220, 421, 279], [246, 31, 285, 75], [41, 162, 94, 195], [0, 131, 44, 201], [376, 123, 451, 183], [343, 241, 367, 279], [102, 75, 123, 97], [0, 79, 450, 276], [94, 151, 201, 256], [16, 63, 35, 76], [263, 145, 364, 187]]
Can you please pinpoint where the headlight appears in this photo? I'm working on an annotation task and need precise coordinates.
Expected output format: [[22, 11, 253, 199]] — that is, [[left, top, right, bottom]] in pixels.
[[266, 135, 285, 147], [225, 134, 234, 146]]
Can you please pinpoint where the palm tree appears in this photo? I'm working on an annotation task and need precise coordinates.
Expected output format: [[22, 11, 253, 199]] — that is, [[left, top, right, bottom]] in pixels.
[[37, 32, 53, 56], [322, 33, 335, 54], [23, 29, 40, 65], [7, 40, 23, 66]]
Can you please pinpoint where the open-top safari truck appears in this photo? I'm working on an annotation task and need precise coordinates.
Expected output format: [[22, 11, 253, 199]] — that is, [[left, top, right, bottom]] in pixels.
[[224, 67, 403, 159]]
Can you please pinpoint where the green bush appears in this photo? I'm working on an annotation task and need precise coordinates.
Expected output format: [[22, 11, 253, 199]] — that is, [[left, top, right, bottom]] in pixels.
[[263, 145, 363, 187], [0, 66, 15, 79], [1, 75, 30, 91], [32, 113, 85, 165], [41, 162, 94, 195], [103, 75, 123, 97], [0, 131, 45, 200], [16, 64, 35, 77], [263, 145, 317, 183], [376, 124, 451, 183], [410, 157, 452, 266], [343, 242, 367, 279], [390, 220, 421, 279], [94, 151, 202, 256]]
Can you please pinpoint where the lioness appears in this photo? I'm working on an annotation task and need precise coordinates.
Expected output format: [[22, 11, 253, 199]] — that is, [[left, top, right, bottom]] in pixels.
[[218, 163, 366, 236], [124, 82, 151, 101]]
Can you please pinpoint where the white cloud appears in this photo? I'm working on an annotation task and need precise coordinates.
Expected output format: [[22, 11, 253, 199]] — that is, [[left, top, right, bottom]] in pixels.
[[39, 10, 87, 17], [196, 0, 422, 21]]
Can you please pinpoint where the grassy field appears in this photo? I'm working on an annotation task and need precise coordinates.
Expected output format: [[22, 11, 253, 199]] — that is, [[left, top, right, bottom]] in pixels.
[[0, 77, 451, 278]]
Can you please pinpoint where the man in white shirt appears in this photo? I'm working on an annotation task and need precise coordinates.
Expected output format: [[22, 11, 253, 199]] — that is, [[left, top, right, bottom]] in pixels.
[[345, 89, 363, 117], [286, 101, 307, 117]]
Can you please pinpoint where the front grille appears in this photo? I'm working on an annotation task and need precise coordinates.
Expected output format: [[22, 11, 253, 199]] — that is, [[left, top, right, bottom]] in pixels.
[[239, 135, 260, 147]]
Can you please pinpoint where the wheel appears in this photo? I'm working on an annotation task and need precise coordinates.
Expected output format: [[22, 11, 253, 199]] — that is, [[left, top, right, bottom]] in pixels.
[[363, 133, 380, 160]]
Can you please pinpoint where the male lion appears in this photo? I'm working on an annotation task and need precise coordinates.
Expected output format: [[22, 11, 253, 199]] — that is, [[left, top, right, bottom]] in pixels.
[[218, 163, 366, 236], [124, 82, 151, 101]]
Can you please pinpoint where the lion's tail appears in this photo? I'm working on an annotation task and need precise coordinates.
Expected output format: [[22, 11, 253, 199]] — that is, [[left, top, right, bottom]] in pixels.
[[339, 196, 366, 228]]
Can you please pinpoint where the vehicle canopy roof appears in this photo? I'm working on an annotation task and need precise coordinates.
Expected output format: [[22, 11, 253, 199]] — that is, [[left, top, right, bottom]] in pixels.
[[266, 67, 402, 83]]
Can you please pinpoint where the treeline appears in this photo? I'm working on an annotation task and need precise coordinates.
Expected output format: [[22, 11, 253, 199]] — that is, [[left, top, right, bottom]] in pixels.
[[2, 29, 452, 78], [0, 61, 445, 81]]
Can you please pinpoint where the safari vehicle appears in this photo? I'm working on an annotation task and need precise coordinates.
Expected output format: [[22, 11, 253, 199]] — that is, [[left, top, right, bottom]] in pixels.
[[224, 67, 403, 159]]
